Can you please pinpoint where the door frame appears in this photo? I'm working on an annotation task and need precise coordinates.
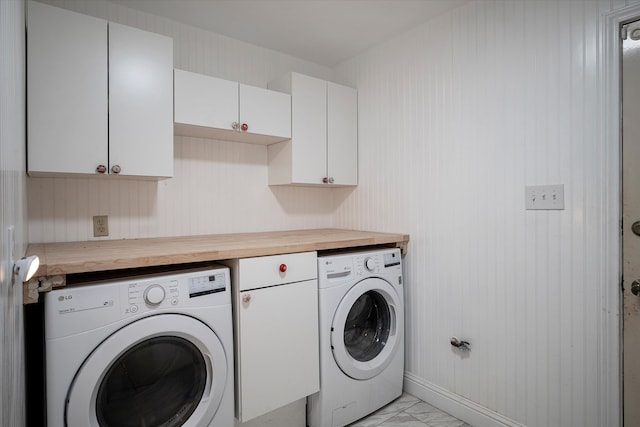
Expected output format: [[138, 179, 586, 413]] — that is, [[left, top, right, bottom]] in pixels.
[[603, 3, 640, 426]]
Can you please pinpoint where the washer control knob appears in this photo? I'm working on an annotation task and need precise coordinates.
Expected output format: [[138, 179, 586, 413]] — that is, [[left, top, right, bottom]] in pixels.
[[365, 257, 375, 271], [144, 285, 166, 306]]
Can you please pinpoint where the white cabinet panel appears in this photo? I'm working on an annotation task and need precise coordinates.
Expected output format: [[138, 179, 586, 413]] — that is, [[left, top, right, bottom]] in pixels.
[[328, 82, 358, 186], [174, 69, 291, 145], [109, 23, 173, 178], [268, 72, 358, 186], [27, 1, 108, 175], [174, 70, 238, 131], [291, 73, 327, 185], [239, 83, 291, 140], [236, 279, 319, 422]]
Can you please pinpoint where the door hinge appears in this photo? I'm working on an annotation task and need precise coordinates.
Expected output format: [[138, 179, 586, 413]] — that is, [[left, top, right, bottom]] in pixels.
[[622, 24, 628, 40]]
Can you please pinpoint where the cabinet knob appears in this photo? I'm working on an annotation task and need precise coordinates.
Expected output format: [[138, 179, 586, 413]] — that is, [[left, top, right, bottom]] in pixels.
[[279, 263, 287, 273], [241, 123, 248, 132], [242, 293, 251, 303], [111, 165, 121, 174], [328, 177, 334, 184], [322, 177, 335, 184], [96, 164, 107, 174], [232, 121, 240, 130]]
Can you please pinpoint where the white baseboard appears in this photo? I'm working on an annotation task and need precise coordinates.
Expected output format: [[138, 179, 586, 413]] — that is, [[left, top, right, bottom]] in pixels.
[[403, 372, 526, 427]]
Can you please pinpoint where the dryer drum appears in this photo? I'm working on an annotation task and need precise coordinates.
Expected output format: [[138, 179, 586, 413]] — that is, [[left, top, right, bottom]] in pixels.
[[343, 291, 391, 362], [95, 336, 206, 427]]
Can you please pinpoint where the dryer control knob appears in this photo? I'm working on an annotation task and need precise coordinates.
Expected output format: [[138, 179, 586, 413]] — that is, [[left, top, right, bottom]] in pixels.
[[365, 257, 375, 271], [144, 285, 166, 306]]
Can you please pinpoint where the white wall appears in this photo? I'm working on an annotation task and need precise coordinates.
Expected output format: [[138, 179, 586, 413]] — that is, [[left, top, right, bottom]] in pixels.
[[0, 0, 27, 425], [28, 0, 338, 243], [333, 0, 636, 426]]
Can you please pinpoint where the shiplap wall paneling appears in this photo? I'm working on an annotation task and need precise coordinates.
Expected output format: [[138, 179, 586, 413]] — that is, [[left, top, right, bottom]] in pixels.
[[333, 0, 636, 426]]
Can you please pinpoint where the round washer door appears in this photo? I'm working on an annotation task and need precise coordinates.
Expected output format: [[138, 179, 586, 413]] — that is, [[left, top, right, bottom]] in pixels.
[[66, 314, 228, 427], [331, 277, 403, 380]]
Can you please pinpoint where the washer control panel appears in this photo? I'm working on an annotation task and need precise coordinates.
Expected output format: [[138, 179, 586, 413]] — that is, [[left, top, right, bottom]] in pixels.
[[127, 279, 179, 314]]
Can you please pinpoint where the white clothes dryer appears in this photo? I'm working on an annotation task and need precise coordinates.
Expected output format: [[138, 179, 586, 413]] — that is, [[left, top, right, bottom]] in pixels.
[[308, 248, 404, 427], [44, 265, 234, 427]]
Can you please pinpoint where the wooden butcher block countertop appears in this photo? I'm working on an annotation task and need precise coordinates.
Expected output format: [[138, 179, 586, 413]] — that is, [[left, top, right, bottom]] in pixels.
[[24, 228, 409, 304]]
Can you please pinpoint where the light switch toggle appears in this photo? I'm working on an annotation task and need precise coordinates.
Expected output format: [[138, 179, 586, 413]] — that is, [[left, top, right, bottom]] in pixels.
[[525, 184, 565, 210]]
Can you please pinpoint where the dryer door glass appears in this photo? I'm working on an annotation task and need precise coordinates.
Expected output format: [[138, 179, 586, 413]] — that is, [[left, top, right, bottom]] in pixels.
[[344, 290, 391, 362], [95, 336, 206, 427]]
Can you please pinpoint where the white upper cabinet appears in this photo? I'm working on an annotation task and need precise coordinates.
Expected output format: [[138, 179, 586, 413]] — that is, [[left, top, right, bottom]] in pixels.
[[27, 1, 173, 178], [174, 69, 291, 145], [267, 72, 358, 186]]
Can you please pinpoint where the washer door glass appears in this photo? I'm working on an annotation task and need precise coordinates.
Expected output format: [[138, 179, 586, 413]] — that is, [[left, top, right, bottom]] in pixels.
[[65, 314, 228, 427], [96, 336, 206, 427], [344, 291, 390, 362], [331, 277, 403, 380]]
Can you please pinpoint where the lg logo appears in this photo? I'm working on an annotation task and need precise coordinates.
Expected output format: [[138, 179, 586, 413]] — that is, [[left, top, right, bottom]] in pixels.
[[57, 295, 72, 301]]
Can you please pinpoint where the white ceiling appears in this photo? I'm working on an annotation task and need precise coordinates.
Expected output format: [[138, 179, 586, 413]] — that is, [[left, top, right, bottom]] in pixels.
[[106, 0, 470, 67]]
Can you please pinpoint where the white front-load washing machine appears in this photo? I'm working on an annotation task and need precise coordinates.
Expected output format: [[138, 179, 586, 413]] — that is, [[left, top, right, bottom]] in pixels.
[[308, 248, 404, 427], [44, 265, 234, 427]]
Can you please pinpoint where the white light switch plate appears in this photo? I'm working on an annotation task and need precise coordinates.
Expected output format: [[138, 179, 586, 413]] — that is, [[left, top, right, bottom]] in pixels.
[[525, 184, 565, 210]]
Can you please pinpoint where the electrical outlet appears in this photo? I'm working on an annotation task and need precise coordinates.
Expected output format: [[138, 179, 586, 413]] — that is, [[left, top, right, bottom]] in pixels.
[[525, 184, 565, 210], [93, 215, 109, 237]]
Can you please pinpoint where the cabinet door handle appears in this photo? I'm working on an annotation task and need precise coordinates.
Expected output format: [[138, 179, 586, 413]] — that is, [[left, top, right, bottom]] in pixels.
[[96, 164, 107, 174], [242, 293, 251, 303], [241, 123, 248, 132], [328, 177, 334, 184], [111, 165, 121, 174], [322, 177, 335, 184], [232, 121, 240, 130]]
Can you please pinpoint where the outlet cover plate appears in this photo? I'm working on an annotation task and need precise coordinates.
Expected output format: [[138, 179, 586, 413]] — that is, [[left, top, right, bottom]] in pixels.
[[93, 215, 109, 237]]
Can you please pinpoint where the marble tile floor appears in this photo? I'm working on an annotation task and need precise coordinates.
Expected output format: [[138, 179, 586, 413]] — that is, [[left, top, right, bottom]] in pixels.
[[349, 392, 472, 427]]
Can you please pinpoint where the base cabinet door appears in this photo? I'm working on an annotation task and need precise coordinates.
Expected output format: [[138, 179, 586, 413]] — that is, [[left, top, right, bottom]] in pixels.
[[236, 279, 319, 422]]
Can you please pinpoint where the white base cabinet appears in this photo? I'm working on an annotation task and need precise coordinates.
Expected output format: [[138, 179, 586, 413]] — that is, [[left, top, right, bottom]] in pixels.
[[222, 252, 319, 423], [27, 1, 173, 178], [268, 72, 358, 186], [174, 69, 291, 145]]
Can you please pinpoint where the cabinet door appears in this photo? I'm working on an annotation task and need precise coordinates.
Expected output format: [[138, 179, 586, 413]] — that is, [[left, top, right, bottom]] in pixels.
[[27, 1, 108, 176], [290, 73, 327, 184], [239, 84, 291, 139], [236, 280, 319, 422], [174, 70, 239, 132], [328, 82, 358, 185], [109, 23, 173, 178]]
